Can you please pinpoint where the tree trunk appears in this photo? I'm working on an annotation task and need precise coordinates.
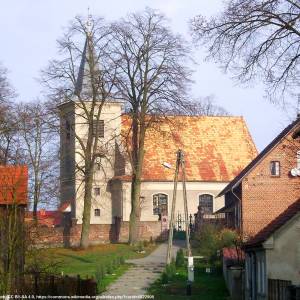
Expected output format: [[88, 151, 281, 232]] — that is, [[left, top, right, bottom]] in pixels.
[[129, 175, 142, 245], [129, 118, 145, 245], [33, 183, 38, 223], [80, 167, 93, 249]]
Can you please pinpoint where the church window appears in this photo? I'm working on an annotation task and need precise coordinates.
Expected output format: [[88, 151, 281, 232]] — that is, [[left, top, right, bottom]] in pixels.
[[153, 193, 168, 216], [199, 194, 213, 214], [94, 209, 100, 217]]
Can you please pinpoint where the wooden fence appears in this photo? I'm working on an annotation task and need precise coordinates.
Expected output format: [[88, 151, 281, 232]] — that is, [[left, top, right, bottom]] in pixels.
[[20, 272, 97, 296], [268, 279, 292, 300]]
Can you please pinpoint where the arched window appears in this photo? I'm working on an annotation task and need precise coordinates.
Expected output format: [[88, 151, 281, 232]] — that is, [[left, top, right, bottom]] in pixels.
[[199, 194, 213, 214], [153, 193, 168, 216]]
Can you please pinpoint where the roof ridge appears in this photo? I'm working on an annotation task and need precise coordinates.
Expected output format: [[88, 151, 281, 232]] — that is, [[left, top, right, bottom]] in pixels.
[[121, 113, 242, 119]]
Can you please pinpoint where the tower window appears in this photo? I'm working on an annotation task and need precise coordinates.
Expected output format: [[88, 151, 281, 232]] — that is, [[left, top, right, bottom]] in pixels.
[[94, 209, 100, 217], [270, 161, 280, 176], [94, 187, 100, 196], [66, 120, 71, 140], [92, 120, 104, 138]]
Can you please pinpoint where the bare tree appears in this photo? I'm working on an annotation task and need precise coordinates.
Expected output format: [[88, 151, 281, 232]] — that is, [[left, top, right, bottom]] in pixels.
[[16, 100, 59, 222], [171, 96, 229, 116], [108, 8, 192, 244], [191, 0, 300, 102], [42, 16, 116, 248], [0, 63, 19, 164], [0, 63, 16, 104]]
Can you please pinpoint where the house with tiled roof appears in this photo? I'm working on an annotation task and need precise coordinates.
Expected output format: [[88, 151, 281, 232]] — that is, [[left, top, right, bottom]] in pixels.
[[243, 198, 300, 300], [217, 118, 300, 238], [59, 98, 257, 242]]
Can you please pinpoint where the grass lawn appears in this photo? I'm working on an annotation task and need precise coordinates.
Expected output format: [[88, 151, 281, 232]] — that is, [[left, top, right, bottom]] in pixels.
[[148, 263, 229, 300], [27, 242, 157, 292]]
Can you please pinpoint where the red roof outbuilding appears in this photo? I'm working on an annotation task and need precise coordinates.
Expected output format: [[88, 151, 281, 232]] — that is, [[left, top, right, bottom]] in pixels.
[[0, 165, 28, 205]]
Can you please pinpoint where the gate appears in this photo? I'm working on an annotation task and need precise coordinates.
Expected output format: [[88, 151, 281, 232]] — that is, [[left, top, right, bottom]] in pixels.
[[175, 212, 195, 232]]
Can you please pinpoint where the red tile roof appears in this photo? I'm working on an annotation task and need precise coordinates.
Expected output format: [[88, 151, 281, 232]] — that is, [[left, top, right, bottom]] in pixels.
[[25, 209, 62, 227], [120, 115, 257, 182], [218, 118, 300, 197], [223, 247, 245, 260], [0, 165, 28, 205], [244, 198, 300, 248]]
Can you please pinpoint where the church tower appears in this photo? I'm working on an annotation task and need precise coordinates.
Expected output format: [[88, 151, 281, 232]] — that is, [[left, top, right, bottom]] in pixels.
[[58, 26, 123, 225]]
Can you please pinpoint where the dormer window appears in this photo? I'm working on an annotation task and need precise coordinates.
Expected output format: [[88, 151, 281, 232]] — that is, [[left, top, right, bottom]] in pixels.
[[270, 161, 280, 176], [92, 120, 104, 138]]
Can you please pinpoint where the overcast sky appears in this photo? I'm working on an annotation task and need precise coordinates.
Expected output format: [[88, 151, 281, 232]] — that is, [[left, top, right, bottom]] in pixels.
[[0, 0, 297, 150]]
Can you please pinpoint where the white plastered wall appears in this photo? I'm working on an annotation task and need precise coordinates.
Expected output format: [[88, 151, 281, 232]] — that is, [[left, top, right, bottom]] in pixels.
[[121, 181, 227, 222], [264, 213, 300, 285], [74, 102, 122, 224]]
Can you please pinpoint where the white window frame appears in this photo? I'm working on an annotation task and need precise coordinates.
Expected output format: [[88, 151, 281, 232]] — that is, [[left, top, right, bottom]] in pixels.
[[270, 161, 280, 176], [199, 193, 214, 214]]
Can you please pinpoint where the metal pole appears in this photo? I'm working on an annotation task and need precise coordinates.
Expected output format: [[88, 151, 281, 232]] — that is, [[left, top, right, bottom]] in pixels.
[[166, 150, 180, 264]]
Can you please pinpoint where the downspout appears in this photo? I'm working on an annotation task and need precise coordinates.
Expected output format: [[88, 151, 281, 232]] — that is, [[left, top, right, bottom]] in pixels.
[[231, 183, 243, 236]]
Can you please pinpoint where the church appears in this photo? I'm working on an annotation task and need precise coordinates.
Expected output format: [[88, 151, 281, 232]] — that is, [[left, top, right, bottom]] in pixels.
[[56, 30, 257, 243], [58, 99, 257, 242]]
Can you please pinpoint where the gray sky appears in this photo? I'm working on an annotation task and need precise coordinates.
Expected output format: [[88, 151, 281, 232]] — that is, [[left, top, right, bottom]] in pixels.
[[0, 0, 296, 150]]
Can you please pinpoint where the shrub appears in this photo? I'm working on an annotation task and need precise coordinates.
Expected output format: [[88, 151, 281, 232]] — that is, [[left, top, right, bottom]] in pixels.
[[114, 257, 120, 268], [220, 228, 238, 248], [106, 261, 113, 274], [137, 241, 145, 252], [95, 264, 106, 292], [95, 265, 103, 283], [161, 271, 168, 284], [194, 224, 238, 265], [175, 249, 185, 268], [119, 256, 125, 265], [143, 240, 150, 248], [166, 260, 176, 281]]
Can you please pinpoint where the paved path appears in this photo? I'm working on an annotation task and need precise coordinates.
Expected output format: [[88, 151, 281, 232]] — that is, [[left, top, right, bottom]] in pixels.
[[101, 241, 183, 297]]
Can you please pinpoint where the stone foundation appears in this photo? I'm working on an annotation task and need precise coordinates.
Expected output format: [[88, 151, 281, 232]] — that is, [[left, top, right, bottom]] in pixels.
[[28, 219, 166, 247]]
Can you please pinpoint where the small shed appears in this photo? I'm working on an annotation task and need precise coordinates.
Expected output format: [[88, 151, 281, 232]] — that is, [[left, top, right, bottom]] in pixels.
[[0, 165, 28, 292], [243, 198, 300, 300]]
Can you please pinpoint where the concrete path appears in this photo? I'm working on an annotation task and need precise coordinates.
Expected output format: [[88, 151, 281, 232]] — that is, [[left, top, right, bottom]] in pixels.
[[101, 241, 183, 297]]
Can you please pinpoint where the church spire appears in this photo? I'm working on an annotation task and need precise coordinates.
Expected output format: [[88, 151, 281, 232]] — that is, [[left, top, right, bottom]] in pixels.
[[74, 12, 96, 97]]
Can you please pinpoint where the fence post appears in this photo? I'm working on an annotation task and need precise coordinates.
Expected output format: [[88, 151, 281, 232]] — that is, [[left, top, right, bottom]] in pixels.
[[50, 275, 55, 295], [76, 274, 81, 295], [34, 272, 39, 295]]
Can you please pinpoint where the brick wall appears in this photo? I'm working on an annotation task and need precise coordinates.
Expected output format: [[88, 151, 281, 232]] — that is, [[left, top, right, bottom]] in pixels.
[[28, 220, 165, 247], [242, 133, 300, 238]]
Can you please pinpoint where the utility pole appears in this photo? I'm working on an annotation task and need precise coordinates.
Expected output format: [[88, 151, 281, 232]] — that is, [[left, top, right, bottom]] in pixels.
[[166, 149, 192, 264]]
